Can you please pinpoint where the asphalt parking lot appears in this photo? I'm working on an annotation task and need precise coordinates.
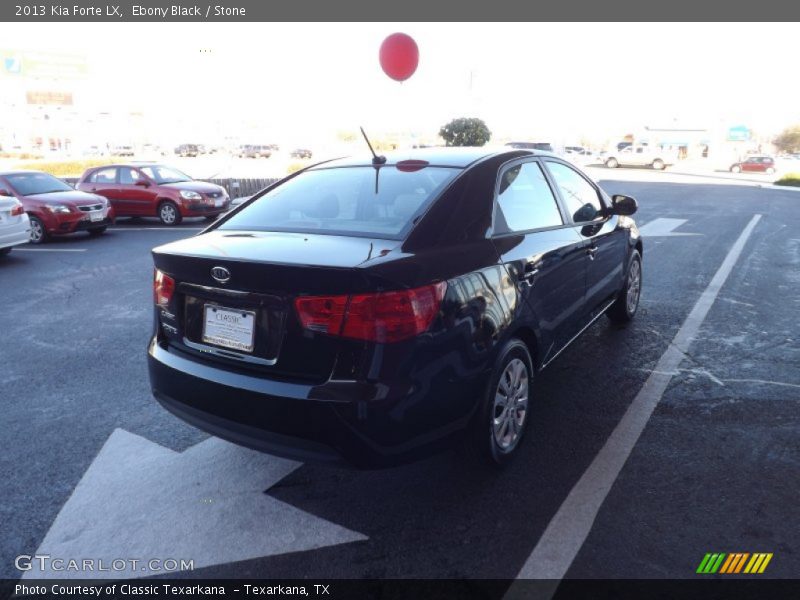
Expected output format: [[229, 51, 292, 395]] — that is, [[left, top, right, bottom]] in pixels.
[[1, 172, 798, 583]]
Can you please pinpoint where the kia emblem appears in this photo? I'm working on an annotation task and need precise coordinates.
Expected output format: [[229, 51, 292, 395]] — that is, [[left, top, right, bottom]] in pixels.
[[211, 266, 231, 284]]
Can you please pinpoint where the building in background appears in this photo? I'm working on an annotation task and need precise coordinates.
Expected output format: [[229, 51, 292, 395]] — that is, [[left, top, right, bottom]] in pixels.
[[619, 122, 773, 164]]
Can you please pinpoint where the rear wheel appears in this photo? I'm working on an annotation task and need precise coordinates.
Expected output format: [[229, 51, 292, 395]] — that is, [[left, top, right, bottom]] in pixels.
[[0, 247, 11, 256], [605, 157, 619, 168], [468, 339, 533, 467], [652, 159, 665, 170], [731, 165, 741, 173], [158, 201, 182, 226], [29, 216, 48, 244], [607, 250, 642, 324]]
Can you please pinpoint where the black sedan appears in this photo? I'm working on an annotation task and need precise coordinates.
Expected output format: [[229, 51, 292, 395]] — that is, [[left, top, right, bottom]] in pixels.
[[148, 147, 642, 468]]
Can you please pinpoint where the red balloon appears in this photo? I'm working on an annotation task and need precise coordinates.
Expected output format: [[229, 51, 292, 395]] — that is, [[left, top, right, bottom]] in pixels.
[[379, 33, 419, 82]]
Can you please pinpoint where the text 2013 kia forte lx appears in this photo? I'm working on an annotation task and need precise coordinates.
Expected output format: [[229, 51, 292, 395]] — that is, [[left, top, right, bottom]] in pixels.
[[148, 148, 642, 468]]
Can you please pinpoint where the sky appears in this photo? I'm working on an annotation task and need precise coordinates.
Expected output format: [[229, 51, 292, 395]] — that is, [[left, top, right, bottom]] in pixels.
[[1, 22, 798, 146]]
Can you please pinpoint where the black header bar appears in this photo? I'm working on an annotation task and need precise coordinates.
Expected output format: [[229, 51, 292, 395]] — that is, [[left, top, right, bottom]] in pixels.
[[2, 0, 800, 21]]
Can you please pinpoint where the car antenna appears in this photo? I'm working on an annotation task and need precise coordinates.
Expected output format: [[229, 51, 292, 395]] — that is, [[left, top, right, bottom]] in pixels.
[[360, 126, 386, 166], [360, 126, 385, 194]]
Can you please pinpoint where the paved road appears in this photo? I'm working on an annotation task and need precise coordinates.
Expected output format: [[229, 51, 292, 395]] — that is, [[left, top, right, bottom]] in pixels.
[[0, 173, 797, 582]]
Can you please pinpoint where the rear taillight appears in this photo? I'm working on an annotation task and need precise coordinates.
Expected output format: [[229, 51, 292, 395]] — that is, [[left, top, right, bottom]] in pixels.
[[154, 269, 175, 306], [294, 295, 348, 335], [294, 282, 446, 343], [10, 205, 24, 217]]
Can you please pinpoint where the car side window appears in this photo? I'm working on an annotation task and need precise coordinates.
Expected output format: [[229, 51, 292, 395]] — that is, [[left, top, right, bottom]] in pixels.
[[545, 161, 604, 223], [119, 168, 142, 185], [493, 161, 563, 234], [91, 168, 117, 184]]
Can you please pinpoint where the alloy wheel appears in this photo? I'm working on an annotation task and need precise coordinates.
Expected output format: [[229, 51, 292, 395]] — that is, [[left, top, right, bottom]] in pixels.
[[30, 219, 44, 243], [627, 258, 642, 314], [160, 204, 177, 225], [492, 358, 529, 452]]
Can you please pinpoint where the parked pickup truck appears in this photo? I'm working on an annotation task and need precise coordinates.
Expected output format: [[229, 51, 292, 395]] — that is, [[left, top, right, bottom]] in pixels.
[[600, 145, 675, 170]]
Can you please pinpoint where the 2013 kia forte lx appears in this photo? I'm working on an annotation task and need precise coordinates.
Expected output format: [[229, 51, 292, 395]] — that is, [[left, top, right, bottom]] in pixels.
[[148, 148, 642, 468]]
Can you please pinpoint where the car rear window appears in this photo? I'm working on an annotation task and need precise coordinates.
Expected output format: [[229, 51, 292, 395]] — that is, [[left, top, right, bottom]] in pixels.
[[219, 165, 460, 239]]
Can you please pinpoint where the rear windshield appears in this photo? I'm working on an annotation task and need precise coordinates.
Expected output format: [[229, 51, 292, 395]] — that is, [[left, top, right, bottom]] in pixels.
[[219, 165, 460, 239]]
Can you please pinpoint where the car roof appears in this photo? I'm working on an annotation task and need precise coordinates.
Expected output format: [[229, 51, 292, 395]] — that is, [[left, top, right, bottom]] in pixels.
[[0, 170, 53, 176], [85, 163, 163, 169], [311, 146, 552, 169]]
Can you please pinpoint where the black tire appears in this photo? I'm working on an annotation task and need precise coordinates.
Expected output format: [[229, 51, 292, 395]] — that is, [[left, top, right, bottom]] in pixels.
[[88, 226, 107, 236], [607, 250, 642, 324], [467, 339, 534, 467], [605, 157, 619, 168], [29, 216, 48, 244], [730, 165, 741, 173], [158, 201, 182, 226], [0, 246, 12, 256], [652, 159, 665, 170]]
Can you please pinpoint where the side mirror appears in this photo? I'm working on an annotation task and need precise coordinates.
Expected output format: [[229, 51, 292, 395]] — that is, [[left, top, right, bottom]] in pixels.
[[573, 203, 599, 223], [611, 194, 638, 216], [0, 189, 11, 197], [135, 180, 150, 187]]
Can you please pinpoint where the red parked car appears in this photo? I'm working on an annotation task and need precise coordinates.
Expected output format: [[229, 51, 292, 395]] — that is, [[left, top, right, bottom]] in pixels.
[[729, 155, 776, 174], [77, 164, 230, 226], [0, 170, 115, 244]]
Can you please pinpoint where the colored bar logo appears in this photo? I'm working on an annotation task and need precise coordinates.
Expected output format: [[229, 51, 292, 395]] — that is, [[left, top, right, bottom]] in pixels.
[[697, 553, 773, 574]]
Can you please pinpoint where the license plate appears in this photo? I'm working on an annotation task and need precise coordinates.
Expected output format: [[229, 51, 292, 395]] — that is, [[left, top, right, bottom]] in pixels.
[[202, 305, 256, 353], [214, 199, 224, 207], [90, 210, 104, 222]]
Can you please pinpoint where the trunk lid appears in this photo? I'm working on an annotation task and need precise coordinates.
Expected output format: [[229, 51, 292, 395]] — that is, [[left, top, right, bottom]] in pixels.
[[152, 230, 402, 382]]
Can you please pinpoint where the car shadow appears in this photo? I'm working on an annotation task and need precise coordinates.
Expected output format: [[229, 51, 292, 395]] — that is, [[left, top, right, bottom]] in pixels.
[[189, 313, 669, 580]]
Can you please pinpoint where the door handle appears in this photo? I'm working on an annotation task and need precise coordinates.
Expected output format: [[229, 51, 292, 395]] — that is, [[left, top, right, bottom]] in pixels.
[[587, 246, 599, 260]]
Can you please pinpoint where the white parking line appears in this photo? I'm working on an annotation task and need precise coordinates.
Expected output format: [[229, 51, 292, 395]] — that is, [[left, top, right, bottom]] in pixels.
[[14, 248, 87, 252], [507, 214, 762, 590]]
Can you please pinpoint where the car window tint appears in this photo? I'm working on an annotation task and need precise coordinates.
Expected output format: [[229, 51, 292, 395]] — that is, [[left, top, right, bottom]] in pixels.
[[219, 166, 460, 239], [119, 168, 142, 185], [546, 161, 603, 223], [6, 173, 73, 196], [91, 168, 117, 184], [493, 162, 563, 234]]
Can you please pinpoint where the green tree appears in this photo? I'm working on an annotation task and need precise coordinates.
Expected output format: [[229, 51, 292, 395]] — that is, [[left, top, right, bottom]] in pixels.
[[773, 125, 800, 153], [439, 118, 491, 147]]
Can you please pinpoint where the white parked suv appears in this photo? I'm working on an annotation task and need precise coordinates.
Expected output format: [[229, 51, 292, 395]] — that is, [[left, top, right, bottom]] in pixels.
[[601, 145, 675, 170]]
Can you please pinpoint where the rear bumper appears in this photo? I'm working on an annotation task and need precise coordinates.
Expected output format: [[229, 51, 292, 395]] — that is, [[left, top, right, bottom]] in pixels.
[[0, 221, 31, 249], [154, 388, 345, 464], [148, 338, 479, 468]]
